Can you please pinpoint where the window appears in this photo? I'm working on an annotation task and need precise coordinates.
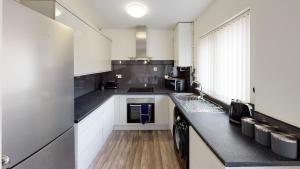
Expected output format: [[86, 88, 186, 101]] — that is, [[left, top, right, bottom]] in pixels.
[[196, 11, 250, 103]]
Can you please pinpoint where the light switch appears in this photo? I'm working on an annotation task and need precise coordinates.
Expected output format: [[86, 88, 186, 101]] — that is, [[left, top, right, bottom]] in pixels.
[[153, 67, 158, 72]]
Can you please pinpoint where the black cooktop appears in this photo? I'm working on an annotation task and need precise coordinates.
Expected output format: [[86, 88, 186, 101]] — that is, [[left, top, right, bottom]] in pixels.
[[128, 87, 154, 93]]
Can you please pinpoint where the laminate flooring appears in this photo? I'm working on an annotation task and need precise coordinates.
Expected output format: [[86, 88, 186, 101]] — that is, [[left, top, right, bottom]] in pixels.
[[89, 130, 182, 169]]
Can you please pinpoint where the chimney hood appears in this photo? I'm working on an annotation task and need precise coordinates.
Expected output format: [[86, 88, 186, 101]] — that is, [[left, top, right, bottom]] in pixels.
[[131, 25, 151, 60]]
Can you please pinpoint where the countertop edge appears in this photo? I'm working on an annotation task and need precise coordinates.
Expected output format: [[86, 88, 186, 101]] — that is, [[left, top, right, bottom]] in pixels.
[[74, 94, 114, 123], [74, 91, 300, 167]]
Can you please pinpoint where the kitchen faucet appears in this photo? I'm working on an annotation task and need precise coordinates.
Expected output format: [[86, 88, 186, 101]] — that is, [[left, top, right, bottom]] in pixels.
[[192, 81, 205, 99]]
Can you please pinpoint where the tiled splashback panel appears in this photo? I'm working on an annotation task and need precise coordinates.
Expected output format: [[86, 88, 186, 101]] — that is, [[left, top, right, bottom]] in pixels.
[[74, 60, 174, 98], [107, 60, 174, 88], [74, 72, 108, 98]]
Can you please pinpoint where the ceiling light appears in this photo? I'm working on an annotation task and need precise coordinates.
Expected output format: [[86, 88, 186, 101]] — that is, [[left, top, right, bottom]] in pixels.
[[126, 2, 148, 18], [136, 32, 147, 39], [55, 8, 62, 17]]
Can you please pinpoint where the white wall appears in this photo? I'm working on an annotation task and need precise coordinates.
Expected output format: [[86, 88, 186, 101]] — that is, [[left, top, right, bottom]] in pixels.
[[102, 29, 174, 60], [194, 0, 300, 127]]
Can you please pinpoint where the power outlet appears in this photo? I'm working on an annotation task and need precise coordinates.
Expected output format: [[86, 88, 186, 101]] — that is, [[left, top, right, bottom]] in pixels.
[[153, 67, 158, 72], [116, 74, 122, 79]]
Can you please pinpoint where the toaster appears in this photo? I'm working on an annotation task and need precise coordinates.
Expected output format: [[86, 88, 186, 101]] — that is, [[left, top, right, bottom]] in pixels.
[[229, 99, 253, 124], [104, 81, 119, 89]]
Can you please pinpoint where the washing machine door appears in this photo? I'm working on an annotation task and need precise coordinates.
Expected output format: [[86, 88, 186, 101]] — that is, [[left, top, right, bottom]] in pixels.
[[173, 123, 181, 153], [173, 123, 185, 157]]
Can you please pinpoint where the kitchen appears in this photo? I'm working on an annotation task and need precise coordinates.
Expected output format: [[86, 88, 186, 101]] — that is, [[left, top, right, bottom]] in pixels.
[[1, 0, 300, 169]]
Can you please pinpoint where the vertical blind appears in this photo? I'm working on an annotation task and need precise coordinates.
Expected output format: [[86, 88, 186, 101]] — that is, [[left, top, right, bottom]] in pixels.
[[196, 11, 250, 103]]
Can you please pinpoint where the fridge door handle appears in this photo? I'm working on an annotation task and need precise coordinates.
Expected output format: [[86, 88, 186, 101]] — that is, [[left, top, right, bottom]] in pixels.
[[2, 155, 10, 166]]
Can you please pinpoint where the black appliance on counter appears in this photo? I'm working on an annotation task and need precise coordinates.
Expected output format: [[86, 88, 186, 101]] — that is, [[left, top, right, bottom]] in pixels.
[[229, 99, 253, 124], [127, 98, 155, 123], [128, 87, 154, 93], [173, 107, 189, 169], [104, 80, 119, 89], [165, 78, 185, 92]]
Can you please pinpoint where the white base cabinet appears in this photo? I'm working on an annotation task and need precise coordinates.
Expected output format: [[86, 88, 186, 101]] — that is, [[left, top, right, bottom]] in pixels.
[[189, 126, 225, 169], [155, 95, 169, 125], [75, 97, 114, 169], [189, 126, 299, 169], [113, 95, 169, 130], [169, 98, 175, 135]]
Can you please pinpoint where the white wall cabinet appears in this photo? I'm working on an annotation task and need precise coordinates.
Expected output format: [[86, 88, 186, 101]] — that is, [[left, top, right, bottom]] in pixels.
[[75, 97, 114, 169], [168, 98, 175, 135], [102, 29, 174, 60], [174, 23, 193, 67], [55, 3, 112, 76]]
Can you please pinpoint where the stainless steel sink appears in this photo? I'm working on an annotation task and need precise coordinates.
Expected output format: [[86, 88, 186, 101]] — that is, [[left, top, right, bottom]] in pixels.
[[174, 93, 203, 101], [174, 93, 223, 113]]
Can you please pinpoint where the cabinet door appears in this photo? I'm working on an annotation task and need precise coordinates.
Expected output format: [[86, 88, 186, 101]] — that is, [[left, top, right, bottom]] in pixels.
[[189, 127, 225, 169], [103, 97, 114, 141], [55, 3, 111, 76], [76, 106, 104, 169], [169, 98, 175, 134], [155, 95, 169, 125], [108, 97, 115, 133], [103, 38, 112, 72], [119, 95, 127, 125], [174, 26, 179, 66], [174, 23, 193, 67], [114, 95, 120, 125]]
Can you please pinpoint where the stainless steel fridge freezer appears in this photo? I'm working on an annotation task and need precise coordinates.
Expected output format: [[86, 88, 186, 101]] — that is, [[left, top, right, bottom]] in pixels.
[[2, 0, 75, 168]]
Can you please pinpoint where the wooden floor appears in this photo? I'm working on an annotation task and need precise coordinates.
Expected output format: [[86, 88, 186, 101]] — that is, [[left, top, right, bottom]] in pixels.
[[89, 130, 182, 169]]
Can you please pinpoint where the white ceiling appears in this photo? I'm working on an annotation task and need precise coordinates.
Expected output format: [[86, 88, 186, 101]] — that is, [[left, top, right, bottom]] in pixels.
[[65, 0, 214, 29]]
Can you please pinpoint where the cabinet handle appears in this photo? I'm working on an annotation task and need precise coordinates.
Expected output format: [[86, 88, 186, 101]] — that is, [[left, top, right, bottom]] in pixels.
[[2, 155, 10, 166]]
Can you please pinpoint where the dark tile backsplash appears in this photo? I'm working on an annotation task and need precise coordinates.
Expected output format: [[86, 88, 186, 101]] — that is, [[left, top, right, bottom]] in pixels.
[[74, 60, 193, 98], [74, 72, 109, 98], [106, 60, 174, 88]]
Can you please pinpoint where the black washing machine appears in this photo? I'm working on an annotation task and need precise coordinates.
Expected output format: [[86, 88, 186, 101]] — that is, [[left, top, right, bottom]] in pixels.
[[173, 107, 189, 169]]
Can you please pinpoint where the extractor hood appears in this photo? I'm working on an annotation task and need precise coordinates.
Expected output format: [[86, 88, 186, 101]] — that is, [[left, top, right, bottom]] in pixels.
[[130, 25, 151, 61]]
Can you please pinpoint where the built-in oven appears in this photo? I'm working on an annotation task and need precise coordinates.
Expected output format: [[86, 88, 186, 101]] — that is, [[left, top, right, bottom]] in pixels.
[[127, 98, 155, 124], [173, 107, 189, 169]]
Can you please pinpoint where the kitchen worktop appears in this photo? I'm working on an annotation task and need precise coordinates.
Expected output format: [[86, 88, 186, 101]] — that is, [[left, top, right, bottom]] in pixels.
[[74, 89, 300, 167], [170, 94, 300, 167], [74, 87, 173, 123]]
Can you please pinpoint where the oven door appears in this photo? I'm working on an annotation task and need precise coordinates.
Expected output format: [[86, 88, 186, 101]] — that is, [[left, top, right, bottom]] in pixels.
[[127, 104, 142, 123], [127, 103, 155, 123]]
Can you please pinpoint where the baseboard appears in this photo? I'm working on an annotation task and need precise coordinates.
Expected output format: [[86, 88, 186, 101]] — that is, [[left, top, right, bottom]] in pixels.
[[113, 124, 169, 130]]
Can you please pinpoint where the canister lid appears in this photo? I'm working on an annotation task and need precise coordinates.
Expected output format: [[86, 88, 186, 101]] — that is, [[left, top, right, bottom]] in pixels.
[[271, 131, 297, 144], [241, 117, 256, 124], [255, 124, 273, 133]]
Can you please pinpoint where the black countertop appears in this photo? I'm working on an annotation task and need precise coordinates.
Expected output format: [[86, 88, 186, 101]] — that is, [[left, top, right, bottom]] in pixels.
[[169, 94, 300, 167], [74, 88, 300, 167], [74, 87, 172, 123]]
